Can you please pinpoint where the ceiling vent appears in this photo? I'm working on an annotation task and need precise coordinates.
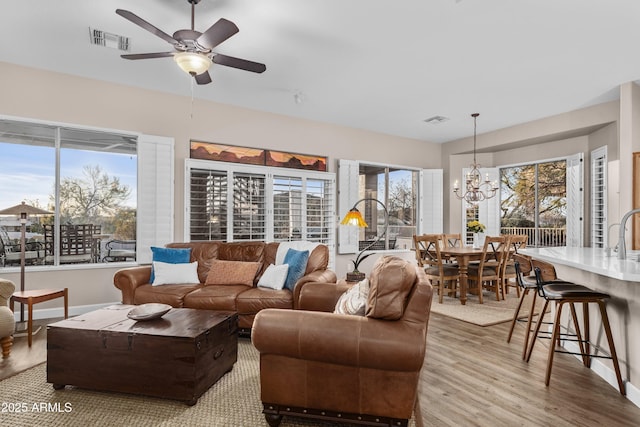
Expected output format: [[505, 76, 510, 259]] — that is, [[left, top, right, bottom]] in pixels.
[[89, 28, 130, 51], [423, 115, 450, 124]]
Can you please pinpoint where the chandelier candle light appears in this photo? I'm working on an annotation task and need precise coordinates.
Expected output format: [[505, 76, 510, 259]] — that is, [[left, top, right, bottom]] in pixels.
[[453, 113, 499, 204]]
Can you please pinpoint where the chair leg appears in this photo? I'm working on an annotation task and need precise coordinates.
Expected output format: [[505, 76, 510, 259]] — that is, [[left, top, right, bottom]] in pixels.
[[1, 336, 13, 358], [568, 303, 587, 366], [522, 291, 538, 360], [526, 299, 549, 362], [545, 301, 564, 386], [598, 300, 625, 395], [507, 288, 528, 343]]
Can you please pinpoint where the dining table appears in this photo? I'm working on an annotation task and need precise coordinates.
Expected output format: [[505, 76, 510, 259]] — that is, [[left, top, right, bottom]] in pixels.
[[438, 246, 486, 305]]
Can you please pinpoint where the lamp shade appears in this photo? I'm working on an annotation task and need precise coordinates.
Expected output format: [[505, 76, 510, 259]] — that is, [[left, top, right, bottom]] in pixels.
[[173, 52, 212, 76], [340, 208, 369, 228]]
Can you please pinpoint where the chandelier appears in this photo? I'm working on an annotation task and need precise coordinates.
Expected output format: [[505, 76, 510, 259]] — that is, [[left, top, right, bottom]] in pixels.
[[453, 113, 498, 204]]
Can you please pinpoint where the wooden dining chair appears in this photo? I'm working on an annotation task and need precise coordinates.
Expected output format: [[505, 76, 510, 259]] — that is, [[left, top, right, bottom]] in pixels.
[[467, 235, 509, 303], [413, 234, 459, 303], [442, 233, 462, 264], [502, 234, 528, 297]]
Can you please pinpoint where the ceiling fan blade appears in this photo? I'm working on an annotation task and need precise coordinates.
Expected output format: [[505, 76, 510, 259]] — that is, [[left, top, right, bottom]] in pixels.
[[116, 9, 176, 45], [121, 52, 175, 60], [195, 71, 212, 85], [196, 18, 239, 49], [213, 54, 266, 73]]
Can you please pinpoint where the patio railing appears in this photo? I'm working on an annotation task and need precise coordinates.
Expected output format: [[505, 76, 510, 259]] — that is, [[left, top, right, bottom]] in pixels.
[[500, 226, 566, 247]]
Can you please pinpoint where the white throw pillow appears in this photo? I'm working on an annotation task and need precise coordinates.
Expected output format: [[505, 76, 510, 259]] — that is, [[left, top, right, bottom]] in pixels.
[[257, 264, 289, 290], [334, 278, 369, 316], [152, 261, 200, 286]]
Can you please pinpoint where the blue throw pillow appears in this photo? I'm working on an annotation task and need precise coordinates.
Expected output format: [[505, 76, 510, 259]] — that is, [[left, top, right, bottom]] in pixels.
[[150, 246, 192, 283], [283, 249, 310, 291]]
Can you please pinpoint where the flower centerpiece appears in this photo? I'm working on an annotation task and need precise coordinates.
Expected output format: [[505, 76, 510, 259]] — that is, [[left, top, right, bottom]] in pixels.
[[467, 220, 486, 248], [467, 220, 486, 233]]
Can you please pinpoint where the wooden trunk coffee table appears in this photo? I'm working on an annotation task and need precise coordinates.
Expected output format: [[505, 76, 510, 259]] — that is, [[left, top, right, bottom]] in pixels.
[[47, 305, 238, 405]]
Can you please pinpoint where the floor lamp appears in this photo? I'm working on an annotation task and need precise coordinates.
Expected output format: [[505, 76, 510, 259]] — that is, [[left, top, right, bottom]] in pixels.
[[0, 202, 52, 327], [340, 198, 389, 281]]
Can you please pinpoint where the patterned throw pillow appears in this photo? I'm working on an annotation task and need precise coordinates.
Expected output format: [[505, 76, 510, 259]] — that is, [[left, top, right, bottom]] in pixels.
[[334, 279, 369, 316], [282, 249, 310, 291], [205, 260, 262, 287], [150, 247, 192, 283]]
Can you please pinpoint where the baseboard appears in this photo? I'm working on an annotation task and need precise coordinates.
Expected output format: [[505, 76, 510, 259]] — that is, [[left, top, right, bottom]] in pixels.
[[12, 302, 120, 322], [563, 339, 640, 408]]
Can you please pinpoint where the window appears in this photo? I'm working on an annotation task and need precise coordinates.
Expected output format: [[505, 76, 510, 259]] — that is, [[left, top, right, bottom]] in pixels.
[[186, 159, 336, 265], [338, 159, 441, 254], [0, 117, 173, 268], [500, 160, 568, 247]]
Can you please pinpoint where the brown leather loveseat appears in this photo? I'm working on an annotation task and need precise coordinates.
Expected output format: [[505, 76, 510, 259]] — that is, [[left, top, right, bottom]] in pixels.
[[113, 241, 336, 329], [252, 256, 434, 427]]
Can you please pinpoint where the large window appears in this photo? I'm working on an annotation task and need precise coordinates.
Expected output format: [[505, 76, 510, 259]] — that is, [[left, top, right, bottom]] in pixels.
[[0, 117, 173, 268], [187, 160, 335, 264], [500, 160, 567, 247], [356, 164, 418, 250]]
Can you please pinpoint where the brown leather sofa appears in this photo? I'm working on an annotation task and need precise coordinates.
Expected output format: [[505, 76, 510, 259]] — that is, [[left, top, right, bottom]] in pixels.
[[113, 241, 336, 330], [252, 256, 434, 427]]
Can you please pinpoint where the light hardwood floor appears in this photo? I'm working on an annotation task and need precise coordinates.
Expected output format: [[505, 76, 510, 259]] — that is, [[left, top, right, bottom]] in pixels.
[[418, 312, 640, 427], [3, 315, 640, 426]]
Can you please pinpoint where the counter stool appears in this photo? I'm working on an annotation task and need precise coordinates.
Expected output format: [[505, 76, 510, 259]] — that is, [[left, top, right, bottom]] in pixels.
[[525, 267, 625, 395], [10, 288, 68, 347], [506, 258, 539, 359]]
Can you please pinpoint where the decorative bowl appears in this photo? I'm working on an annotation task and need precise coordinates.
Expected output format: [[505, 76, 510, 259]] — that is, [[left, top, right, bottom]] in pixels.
[[127, 303, 172, 321]]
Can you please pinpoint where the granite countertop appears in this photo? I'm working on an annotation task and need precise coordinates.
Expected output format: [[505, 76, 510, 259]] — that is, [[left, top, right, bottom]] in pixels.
[[522, 247, 640, 282]]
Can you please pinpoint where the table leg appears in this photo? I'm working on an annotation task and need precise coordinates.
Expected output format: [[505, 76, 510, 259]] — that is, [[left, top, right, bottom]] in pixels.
[[458, 257, 469, 305], [27, 296, 33, 347], [63, 288, 68, 319]]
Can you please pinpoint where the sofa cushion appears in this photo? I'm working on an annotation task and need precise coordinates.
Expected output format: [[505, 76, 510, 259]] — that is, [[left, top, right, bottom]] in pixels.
[[283, 249, 310, 291], [366, 256, 416, 320], [205, 260, 262, 287], [334, 278, 369, 316], [236, 287, 293, 314], [133, 283, 202, 307], [152, 261, 199, 286], [167, 241, 220, 283], [183, 285, 249, 311], [257, 264, 289, 290], [150, 246, 191, 283]]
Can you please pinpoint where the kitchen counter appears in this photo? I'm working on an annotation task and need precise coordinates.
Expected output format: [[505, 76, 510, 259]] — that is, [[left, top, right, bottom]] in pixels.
[[522, 246, 640, 406], [522, 246, 640, 282]]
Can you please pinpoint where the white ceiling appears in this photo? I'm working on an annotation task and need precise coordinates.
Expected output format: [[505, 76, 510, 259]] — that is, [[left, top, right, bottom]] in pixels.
[[2, 0, 640, 143]]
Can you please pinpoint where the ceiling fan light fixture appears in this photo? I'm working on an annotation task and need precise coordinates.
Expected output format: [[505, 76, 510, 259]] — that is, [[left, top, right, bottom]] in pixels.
[[174, 51, 211, 76]]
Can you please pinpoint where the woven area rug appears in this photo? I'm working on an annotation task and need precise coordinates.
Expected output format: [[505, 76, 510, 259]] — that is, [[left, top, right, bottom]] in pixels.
[[0, 339, 416, 427], [430, 289, 544, 327]]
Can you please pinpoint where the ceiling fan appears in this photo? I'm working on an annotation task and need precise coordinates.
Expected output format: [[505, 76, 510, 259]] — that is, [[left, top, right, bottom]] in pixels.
[[116, 0, 266, 85]]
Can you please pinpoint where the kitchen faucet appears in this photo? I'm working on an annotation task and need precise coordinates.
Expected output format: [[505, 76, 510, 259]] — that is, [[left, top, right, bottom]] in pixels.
[[606, 223, 620, 256], [617, 208, 640, 260]]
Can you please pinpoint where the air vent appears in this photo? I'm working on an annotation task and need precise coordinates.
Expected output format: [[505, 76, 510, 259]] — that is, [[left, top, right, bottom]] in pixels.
[[423, 115, 450, 124], [89, 28, 130, 51]]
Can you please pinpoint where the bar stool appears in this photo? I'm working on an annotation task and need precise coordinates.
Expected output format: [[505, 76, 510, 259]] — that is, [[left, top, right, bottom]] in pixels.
[[525, 267, 625, 395]]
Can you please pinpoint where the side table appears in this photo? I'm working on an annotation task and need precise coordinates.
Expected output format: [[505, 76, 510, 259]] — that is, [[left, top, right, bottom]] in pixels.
[[10, 288, 68, 347]]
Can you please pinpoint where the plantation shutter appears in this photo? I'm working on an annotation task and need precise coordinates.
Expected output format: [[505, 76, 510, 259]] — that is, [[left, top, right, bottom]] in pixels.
[[418, 169, 443, 234], [591, 147, 607, 248], [566, 153, 584, 247], [137, 134, 174, 264], [338, 159, 359, 254]]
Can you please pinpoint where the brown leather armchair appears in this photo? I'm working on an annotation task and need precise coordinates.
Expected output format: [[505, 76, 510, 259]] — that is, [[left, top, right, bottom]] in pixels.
[[252, 256, 434, 427]]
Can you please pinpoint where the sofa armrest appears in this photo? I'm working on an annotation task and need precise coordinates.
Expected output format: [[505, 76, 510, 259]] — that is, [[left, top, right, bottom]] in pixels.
[[113, 266, 152, 304], [291, 269, 337, 309], [298, 282, 353, 312], [252, 308, 426, 372]]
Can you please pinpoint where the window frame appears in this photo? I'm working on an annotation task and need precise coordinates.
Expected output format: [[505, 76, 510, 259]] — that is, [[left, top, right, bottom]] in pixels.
[[0, 114, 173, 270], [185, 158, 336, 268]]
